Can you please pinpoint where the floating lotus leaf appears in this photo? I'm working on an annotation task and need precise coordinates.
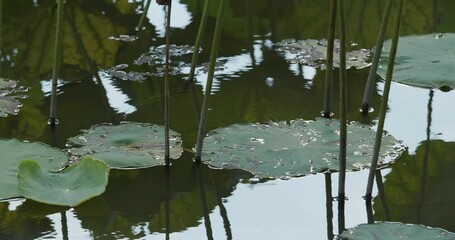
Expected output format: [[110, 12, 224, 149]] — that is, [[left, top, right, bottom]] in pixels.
[[0, 139, 67, 200], [104, 64, 152, 81], [340, 222, 455, 240], [276, 39, 372, 69], [201, 118, 406, 179], [17, 157, 109, 207], [0, 78, 27, 117], [66, 122, 183, 169], [378, 33, 455, 90]]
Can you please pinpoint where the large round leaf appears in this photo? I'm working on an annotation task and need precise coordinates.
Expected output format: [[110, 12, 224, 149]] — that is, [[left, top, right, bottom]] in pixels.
[[17, 157, 109, 207], [0, 139, 67, 200], [340, 222, 455, 240], [66, 122, 183, 169], [378, 33, 455, 90], [201, 118, 406, 179]]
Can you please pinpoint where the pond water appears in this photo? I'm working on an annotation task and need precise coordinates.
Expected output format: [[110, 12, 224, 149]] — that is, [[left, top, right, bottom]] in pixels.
[[1, 0, 455, 239]]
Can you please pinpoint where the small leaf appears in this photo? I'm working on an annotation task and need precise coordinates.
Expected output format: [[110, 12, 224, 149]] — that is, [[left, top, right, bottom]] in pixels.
[[202, 118, 406, 179], [276, 39, 372, 69], [340, 222, 455, 240], [0, 139, 67, 200], [18, 157, 109, 207], [0, 78, 27, 117], [378, 33, 455, 90], [66, 122, 183, 169]]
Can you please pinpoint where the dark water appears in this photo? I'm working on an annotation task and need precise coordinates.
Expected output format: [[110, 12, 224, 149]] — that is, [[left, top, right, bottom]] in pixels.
[[1, 0, 455, 239]]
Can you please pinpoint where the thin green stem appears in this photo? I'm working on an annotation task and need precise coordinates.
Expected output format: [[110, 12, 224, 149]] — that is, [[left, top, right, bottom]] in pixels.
[[322, 0, 337, 118], [0, 0, 3, 76], [164, 0, 173, 165], [337, 0, 347, 201], [188, 0, 211, 83], [137, 0, 152, 32], [194, 0, 227, 162], [365, 0, 404, 200], [360, 0, 394, 114], [49, 0, 65, 126]]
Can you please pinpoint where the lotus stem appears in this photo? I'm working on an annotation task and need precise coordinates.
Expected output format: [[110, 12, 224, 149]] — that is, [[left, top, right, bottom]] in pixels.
[[365, 0, 403, 200], [49, 0, 65, 127], [360, 0, 394, 114], [375, 170, 390, 221], [137, 0, 152, 32], [337, 0, 347, 202], [322, 0, 337, 118], [188, 0, 211, 83], [194, 0, 227, 162], [164, 0, 173, 165]]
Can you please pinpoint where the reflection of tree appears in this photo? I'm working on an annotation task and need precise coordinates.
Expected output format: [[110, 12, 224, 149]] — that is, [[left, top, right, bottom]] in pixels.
[[373, 140, 455, 232], [72, 153, 246, 239], [0, 201, 58, 239]]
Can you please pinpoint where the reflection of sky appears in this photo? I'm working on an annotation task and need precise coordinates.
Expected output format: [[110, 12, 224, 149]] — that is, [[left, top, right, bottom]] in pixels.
[[147, 0, 192, 38], [377, 82, 455, 154], [98, 73, 137, 115], [181, 39, 270, 95]]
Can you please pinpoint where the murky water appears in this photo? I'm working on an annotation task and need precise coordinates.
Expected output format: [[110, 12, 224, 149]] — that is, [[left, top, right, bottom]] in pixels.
[[1, 0, 455, 239]]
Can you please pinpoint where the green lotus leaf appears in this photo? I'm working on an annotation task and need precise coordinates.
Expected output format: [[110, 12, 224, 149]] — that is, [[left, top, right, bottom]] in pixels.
[[66, 122, 183, 169], [0, 139, 67, 200], [378, 33, 455, 90], [0, 78, 27, 117], [276, 39, 372, 69], [340, 222, 455, 240], [201, 118, 406, 179], [17, 157, 109, 207]]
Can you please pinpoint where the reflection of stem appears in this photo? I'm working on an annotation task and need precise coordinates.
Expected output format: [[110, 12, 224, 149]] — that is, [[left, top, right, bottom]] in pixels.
[[325, 174, 334, 240], [365, 197, 374, 224], [194, 0, 227, 162], [360, 0, 393, 114], [375, 170, 390, 220], [188, 0, 211, 83], [165, 167, 171, 240], [432, 0, 439, 32], [0, 0, 2, 76], [365, 0, 403, 199], [49, 0, 65, 126], [164, 1, 173, 164], [61, 211, 69, 240], [246, 0, 256, 67], [210, 171, 232, 240], [337, 0, 347, 202], [137, 0, 152, 32], [337, 198, 345, 234], [322, 0, 337, 118], [196, 165, 214, 240], [417, 89, 433, 223]]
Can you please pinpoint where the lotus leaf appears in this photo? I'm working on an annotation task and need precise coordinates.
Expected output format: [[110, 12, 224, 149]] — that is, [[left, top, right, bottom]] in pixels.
[[17, 157, 109, 207], [378, 33, 455, 90], [276, 39, 372, 69], [66, 122, 183, 169], [0, 78, 27, 117], [201, 118, 406, 179], [0, 139, 67, 200], [340, 222, 455, 240]]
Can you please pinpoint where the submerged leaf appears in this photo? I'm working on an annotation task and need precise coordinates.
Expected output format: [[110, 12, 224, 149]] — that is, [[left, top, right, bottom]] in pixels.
[[66, 122, 183, 169], [0, 139, 67, 200], [107, 34, 138, 42], [18, 157, 109, 207], [202, 118, 406, 179], [0, 78, 27, 117], [340, 222, 455, 240], [276, 39, 372, 69], [378, 33, 455, 90]]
